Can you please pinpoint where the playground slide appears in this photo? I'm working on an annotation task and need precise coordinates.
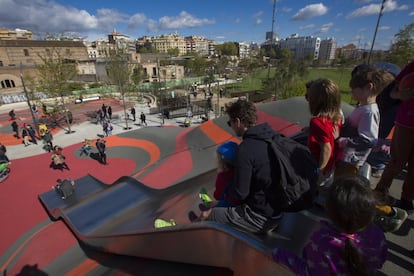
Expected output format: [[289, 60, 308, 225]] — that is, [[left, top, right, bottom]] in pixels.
[[39, 173, 321, 275]]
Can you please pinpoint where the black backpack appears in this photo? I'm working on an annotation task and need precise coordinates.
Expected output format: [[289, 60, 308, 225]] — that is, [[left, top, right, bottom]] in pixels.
[[261, 134, 318, 212]]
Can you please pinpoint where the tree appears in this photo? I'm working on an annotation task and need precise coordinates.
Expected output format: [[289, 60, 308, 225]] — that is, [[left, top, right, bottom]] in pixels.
[[37, 47, 78, 133], [215, 42, 238, 56], [106, 52, 132, 129], [387, 23, 414, 67]]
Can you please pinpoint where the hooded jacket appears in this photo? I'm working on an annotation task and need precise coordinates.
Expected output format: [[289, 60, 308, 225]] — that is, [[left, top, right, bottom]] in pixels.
[[228, 122, 284, 217]]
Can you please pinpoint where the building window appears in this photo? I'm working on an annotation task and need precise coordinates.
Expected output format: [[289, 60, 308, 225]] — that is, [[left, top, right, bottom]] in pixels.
[[0, 60, 3, 67], [1, 79, 16, 88], [23, 49, 29, 56]]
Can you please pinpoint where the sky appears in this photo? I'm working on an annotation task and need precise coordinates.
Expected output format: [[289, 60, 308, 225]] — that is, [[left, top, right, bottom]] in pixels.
[[0, 0, 413, 50]]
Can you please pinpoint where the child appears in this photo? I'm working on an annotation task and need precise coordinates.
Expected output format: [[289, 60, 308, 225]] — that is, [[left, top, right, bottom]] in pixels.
[[306, 79, 342, 183], [190, 141, 239, 222], [375, 70, 414, 212], [334, 67, 407, 231], [272, 176, 387, 275], [335, 67, 394, 178]]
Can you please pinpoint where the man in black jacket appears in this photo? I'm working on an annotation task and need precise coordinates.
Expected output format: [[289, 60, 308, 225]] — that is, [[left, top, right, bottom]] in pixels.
[[96, 138, 107, 164], [199, 99, 283, 233]]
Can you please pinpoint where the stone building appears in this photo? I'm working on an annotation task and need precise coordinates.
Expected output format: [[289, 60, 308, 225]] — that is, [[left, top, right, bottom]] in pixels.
[[0, 40, 90, 96]]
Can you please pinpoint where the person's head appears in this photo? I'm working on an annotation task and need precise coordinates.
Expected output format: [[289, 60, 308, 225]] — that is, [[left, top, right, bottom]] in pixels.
[[216, 141, 238, 171], [349, 67, 394, 103], [225, 98, 257, 137], [307, 78, 342, 124], [326, 176, 377, 234], [326, 176, 377, 276]]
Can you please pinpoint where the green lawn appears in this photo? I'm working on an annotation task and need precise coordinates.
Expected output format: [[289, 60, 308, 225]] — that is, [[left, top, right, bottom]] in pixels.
[[227, 67, 355, 103]]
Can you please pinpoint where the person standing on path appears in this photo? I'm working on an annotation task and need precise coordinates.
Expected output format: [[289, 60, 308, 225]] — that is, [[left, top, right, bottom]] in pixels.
[[130, 106, 136, 121], [96, 138, 107, 165], [11, 120, 19, 138], [107, 105, 112, 120], [140, 112, 147, 126], [21, 124, 30, 146], [101, 103, 107, 119]]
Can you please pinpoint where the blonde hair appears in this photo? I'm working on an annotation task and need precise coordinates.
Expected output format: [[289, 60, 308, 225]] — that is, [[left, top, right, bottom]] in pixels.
[[308, 78, 342, 124]]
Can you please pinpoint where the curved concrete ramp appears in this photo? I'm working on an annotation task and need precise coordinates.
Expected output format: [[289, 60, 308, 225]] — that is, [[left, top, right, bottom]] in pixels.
[[39, 172, 321, 275]]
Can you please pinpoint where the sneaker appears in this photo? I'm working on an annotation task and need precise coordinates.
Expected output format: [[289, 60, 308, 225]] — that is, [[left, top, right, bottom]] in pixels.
[[154, 219, 176, 228], [199, 187, 213, 204], [375, 207, 408, 232]]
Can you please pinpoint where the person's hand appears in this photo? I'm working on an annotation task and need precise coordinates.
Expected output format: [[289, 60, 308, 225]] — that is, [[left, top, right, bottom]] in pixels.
[[333, 125, 340, 140]]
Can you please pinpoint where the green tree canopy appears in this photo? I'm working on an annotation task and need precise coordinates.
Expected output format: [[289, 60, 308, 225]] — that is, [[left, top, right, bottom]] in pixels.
[[387, 23, 414, 67]]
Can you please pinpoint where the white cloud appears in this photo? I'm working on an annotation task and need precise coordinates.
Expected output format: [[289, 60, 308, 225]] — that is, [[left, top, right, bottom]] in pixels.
[[410, 11, 414, 16], [320, 22, 333, 33], [282, 7, 292, 13], [291, 3, 328, 21], [299, 24, 315, 30], [128, 13, 147, 28], [346, 0, 405, 19], [253, 11, 263, 25], [158, 11, 215, 30], [378, 25, 390, 31], [0, 0, 130, 36]]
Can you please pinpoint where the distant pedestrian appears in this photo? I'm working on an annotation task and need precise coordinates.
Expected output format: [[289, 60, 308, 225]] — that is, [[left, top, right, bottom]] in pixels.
[[11, 121, 19, 138], [27, 124, 37, 144], [43, 130, 53, 152], [107, 121, 113, 136], [8, 109, 15, 120], [103, 120, 109, 137], [130, 106, 136, 121], [96, 138, 107, 165], [140, 112, 147, 126], [101, 103, 107, 118], [107, 106, 112, 120], [21, 124, 30, 146], [97, 109, 104, 124]]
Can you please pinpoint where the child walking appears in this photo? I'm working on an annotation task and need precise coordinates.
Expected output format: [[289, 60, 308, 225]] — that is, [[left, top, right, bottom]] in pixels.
[[272, 176, 387, 275]]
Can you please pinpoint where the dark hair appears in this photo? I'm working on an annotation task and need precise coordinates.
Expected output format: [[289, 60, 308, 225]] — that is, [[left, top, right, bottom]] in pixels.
[[225, 99, 257, 128], [349, 67, 395, 96], [325, 176, 377, 276]]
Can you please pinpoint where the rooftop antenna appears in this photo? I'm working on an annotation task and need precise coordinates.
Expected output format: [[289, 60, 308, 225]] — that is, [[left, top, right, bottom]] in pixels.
[[367, 0, 387, 64]]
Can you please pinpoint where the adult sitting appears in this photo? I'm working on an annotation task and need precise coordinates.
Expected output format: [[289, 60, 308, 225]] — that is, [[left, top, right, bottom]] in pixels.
[[194, 99, 286, 233]]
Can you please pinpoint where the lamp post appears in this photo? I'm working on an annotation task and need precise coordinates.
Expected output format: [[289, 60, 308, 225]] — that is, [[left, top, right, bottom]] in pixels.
[[367, 0, 387, 64]]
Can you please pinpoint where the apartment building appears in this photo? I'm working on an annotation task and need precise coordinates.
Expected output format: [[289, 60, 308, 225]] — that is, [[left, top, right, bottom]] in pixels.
[[319, 38, 337, 64], [151, 34, 186, 55], [0, 28, 33, 40], [280, 34, 321, 60]]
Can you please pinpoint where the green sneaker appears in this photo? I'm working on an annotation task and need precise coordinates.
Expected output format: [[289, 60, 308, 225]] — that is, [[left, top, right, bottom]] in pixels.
[[375, 207, 408, 232], [199, 187, 212, 204], [154, 219, 176, 228]]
